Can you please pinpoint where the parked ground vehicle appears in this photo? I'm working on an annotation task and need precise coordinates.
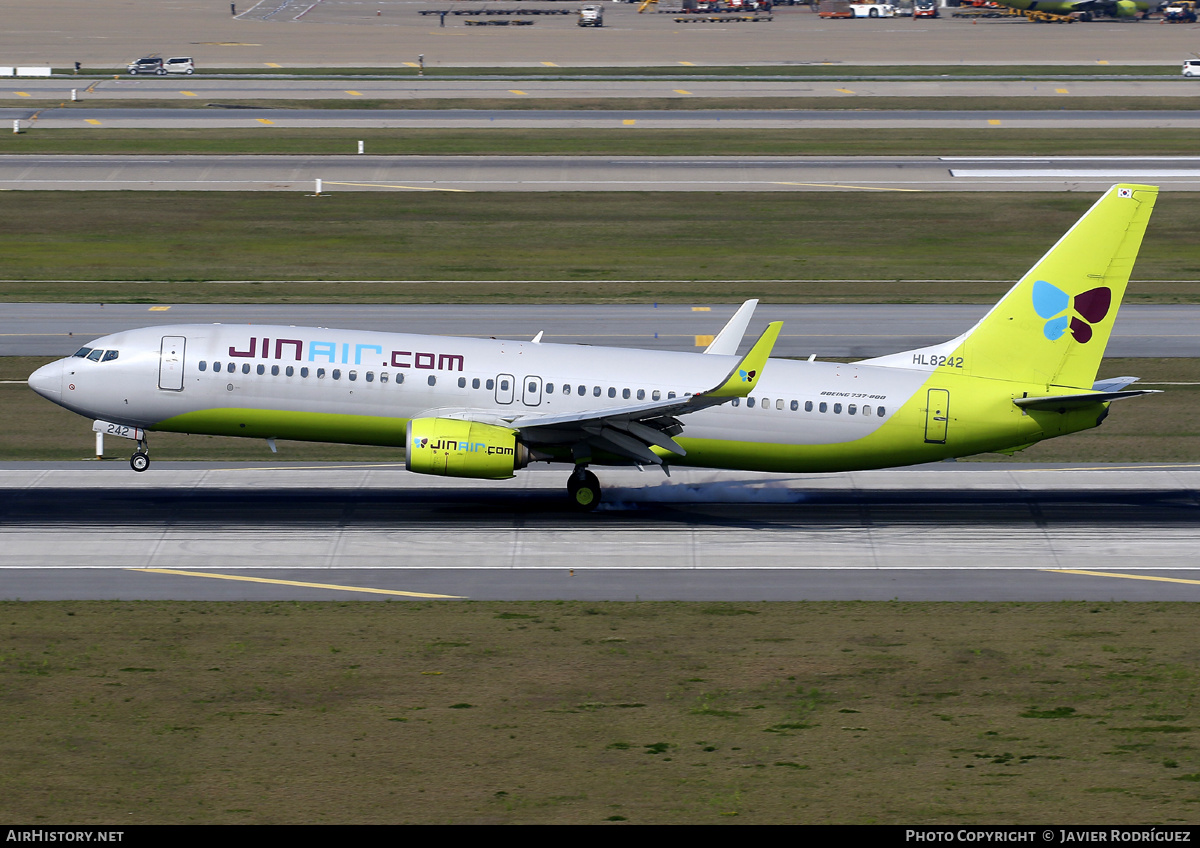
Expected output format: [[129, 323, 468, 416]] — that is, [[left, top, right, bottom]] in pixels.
[[578, 4, 604, 24], [164, 57, 195, 74], [1164, 1, 1198, 21], [851, 2, 898, 15], [126, 57, 164, 75], [913, 0, 939, 16], [1183, 59, 1200, 77]]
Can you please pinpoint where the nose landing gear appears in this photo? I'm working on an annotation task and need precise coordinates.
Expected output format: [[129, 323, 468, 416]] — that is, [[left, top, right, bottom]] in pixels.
[[130, 438, 150, 472], [567, 466, 601, 511]]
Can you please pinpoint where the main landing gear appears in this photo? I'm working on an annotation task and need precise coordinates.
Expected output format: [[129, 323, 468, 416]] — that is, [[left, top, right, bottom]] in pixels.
[[567, 466, 600, 511], [130, 438, 150, 473]]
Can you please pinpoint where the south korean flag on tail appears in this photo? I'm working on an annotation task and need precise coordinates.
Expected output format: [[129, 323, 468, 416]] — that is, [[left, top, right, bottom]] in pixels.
[[1118, 187, 1134, 199]]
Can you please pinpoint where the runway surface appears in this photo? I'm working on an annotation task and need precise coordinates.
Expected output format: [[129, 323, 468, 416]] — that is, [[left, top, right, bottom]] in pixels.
[[6, 302, 1200, 359], [11, 107, 1200, 131], [4, 462, 1200, 602], [3, 154, 1200, 192], [6, 77, 1198, 101]]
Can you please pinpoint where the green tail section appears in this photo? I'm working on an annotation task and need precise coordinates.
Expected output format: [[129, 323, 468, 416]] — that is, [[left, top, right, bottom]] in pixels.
[[957, 183, 1158, 390]]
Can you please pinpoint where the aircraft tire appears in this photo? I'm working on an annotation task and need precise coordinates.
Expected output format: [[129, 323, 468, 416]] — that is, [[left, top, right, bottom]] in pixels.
[[567, 469, 600, 511], [130, 452, 150, 473]]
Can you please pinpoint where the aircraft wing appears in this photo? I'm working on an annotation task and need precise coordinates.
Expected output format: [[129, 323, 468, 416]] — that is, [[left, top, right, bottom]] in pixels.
[[431, 321, 782, 467]]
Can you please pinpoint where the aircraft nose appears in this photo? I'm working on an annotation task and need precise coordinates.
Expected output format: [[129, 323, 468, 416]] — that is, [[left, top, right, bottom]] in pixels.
[[28, 360, 63, 402]]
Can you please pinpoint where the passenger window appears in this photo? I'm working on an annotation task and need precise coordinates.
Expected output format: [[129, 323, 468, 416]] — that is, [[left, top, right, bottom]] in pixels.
[[332, 369, 341, 380], [428, 375, 436, 386], [777, 399, 784, 410], [747, 398, 756, 408], [199, 361, 207, 372], [317, 368, 326, 378], [805, 401, 813, 412], [652, 390, 660, 401], [790, 400, 798, 411], [472, 378, 480, 389], [227, 363, 235, 374], [637, 389, 645, 400], [286, 366, 294, 377], [593, 386, 601, 397], [367, 372, 375, 383], [87, 350, 103, 361], [458, 377, 466, 388], [102, 350, 119, 362], [578, 386, 585, 396], [500, 379, 509, 391], [668, 392, 676, 399], [848, 404, 857, 415], [622, 389, 630, 400], [878, 407, 886, 417], [863, 405, 871, 416], [240, 363, 249, 374], [349, 371, 357, 382], [257, 364, 265, 375], [732, 398, 740, 407], [546, 383, 554, 394], [608, 387, 616, 398], [834, 403, 842, 414], [819, 402, 827, 413], [528, 381, 537, 394], [397, 373, 404, 385], [563, 384, 571, 395], [380, 373, 388, 384]]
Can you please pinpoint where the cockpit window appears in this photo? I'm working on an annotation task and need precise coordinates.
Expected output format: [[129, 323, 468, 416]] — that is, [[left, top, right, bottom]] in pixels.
[[101, 350, 119, 362], [86, 349, 104, 362], [73, 347, 93, 358]]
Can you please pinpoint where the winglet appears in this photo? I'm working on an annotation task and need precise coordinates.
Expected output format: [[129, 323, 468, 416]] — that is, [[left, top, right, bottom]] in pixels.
[[703, 299, 758, 355], [704, 321, 782, 398]]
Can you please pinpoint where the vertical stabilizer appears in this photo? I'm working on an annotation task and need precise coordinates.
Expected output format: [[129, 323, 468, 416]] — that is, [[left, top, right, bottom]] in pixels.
[[864, 184, 1158, 390]]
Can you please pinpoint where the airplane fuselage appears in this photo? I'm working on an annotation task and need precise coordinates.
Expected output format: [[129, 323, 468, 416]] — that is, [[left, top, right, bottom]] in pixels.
[[31, 322, 1103, 474]]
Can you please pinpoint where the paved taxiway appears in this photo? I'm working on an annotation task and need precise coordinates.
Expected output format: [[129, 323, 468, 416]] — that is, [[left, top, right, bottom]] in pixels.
[[4, 154, 1200, 192], [3, 463, 1199, 602], [6, 303, 1200, 359]]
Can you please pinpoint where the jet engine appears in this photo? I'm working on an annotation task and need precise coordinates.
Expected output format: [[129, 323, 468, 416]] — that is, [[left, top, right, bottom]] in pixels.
[[406, 417, 532, 479], [1114, 0, 1139, 15]]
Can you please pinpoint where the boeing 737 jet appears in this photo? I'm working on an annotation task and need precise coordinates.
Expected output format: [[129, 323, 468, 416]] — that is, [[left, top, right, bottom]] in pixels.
[[28, 184, 1159, 510]]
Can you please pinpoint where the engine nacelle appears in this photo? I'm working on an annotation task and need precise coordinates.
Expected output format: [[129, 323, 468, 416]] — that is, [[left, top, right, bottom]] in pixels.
[[406, 417, 530, 479], [1114, 0, 1139, 15]]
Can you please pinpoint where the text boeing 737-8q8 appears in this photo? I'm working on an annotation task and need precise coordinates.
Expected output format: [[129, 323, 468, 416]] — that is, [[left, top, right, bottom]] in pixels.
[[28, 184, 1160, 510]]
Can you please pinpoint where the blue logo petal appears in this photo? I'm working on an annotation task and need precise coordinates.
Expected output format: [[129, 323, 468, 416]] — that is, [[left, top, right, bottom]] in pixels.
[[1032, 280, 1069, 320], [1043, 314, 1070, 341]]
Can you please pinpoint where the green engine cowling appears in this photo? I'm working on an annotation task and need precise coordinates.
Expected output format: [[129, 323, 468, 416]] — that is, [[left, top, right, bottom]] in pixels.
[[1114, 0, 1139, 15], [406, 417, 531, 479]]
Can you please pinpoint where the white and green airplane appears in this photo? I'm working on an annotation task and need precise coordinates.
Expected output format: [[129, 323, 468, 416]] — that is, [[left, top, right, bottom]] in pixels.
[[28, 184, 1159, 510]]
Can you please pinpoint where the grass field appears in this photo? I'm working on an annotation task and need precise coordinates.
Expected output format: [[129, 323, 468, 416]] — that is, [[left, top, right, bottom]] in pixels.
[[0, 192, 1197, 304], [3, 600, 1199, 824], [8, 127, 1200, 157], [3, 356, 1195, 463]]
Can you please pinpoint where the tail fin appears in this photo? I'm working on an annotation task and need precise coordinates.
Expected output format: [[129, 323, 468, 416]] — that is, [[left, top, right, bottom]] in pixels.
[[865, 184, 1158, 390]]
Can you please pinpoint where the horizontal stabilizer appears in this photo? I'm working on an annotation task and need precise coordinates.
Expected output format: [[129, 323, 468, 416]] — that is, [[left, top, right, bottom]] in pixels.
[[1092, 376, 1141, 393], [1014, 389, 1160, 412]]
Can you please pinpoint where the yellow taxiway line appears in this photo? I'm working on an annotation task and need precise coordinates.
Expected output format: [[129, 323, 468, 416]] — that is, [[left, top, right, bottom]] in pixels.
[[774, 182, 922, 192], [323, 181, 472, 193], [128, 568, 463, 598], [1045, 569, 1200, 587]]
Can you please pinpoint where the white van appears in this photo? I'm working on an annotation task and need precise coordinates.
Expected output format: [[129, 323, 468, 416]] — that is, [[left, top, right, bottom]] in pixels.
[[164, 57, 195, 75]]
